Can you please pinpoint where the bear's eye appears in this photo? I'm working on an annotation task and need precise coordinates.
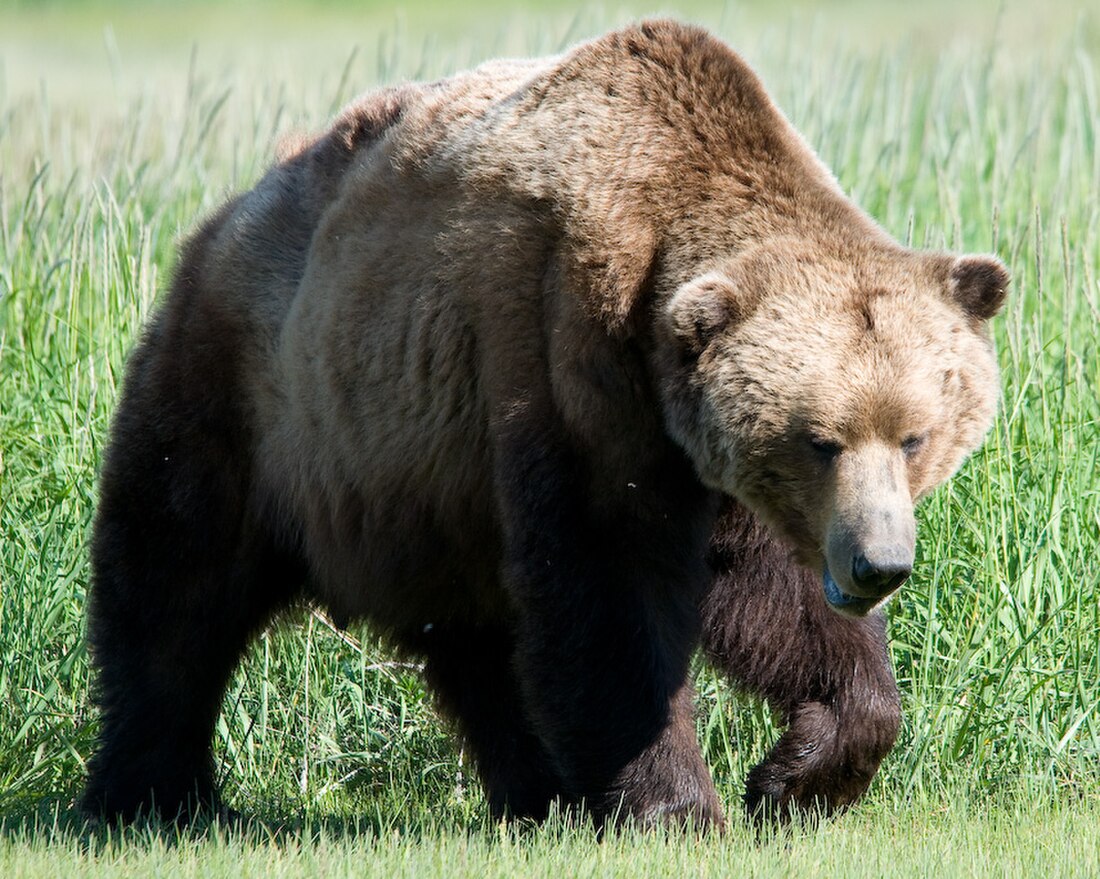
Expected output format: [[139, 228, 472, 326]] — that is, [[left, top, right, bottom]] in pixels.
[[809, 437, 843, 461], [902, 433, 929, 458]]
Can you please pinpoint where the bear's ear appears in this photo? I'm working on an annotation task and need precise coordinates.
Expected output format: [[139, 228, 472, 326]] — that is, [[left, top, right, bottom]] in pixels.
[[949, 255, 1009, 321], [666, 272, 747, 355]]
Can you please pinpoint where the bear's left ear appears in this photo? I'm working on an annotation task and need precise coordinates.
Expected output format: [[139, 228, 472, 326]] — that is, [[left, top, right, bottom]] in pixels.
[[666, 271, 749, 355], [949, 255, 1010, 321]]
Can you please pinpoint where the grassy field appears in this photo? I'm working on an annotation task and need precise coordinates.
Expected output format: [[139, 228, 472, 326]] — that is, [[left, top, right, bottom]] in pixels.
[[2, 0, 1099, 874]]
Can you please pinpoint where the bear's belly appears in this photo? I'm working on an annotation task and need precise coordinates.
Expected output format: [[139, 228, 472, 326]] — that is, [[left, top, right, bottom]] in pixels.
[[290, 471, 506, 637], [257, 284, 506, 637]]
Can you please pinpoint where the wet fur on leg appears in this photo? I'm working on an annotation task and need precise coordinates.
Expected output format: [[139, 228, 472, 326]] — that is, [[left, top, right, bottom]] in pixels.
[[702, 499, 901, 818]]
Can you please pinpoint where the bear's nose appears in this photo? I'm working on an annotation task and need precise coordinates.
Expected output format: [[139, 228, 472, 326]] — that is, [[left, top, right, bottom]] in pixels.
[[851, 553, 911, 598]]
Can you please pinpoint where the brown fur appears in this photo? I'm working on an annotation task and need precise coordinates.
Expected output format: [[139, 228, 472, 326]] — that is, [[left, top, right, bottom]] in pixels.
[[703, 500, 902, 816], [83, 21, 1005, 826]]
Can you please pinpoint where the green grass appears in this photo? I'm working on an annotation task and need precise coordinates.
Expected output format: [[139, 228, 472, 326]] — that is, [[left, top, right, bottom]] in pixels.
[[2, 0, 1099, 874], [2, 800, 1100, 879]]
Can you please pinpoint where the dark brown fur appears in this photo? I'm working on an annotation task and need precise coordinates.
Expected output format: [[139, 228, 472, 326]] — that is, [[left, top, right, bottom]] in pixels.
[[703, 500, 900, 816]]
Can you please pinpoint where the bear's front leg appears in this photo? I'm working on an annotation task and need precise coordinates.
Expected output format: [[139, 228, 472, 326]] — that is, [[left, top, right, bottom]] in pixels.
[[492, 415, 724, 828], [702, 500, 901, 819], [602, 680, 724, 827]]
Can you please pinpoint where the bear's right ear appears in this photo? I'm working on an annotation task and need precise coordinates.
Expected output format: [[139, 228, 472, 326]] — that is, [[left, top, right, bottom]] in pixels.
[[949, 255, 1010, 321], [666, 272, 748, 355]]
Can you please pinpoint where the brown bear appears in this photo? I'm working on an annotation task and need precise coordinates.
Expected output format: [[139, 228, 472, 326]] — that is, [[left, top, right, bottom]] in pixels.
[[82, 20, 1007, 827]]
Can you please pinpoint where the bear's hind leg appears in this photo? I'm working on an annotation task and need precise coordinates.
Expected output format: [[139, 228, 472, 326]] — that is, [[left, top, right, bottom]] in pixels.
[[82, 404, 302, 822], [702, 501, 901, 819], [83, 510, 302, 823], [421, 626, 563, 821]]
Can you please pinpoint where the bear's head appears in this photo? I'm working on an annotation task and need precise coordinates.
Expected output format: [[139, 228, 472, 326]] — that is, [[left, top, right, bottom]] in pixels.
[[658, 239, 1008, 616]]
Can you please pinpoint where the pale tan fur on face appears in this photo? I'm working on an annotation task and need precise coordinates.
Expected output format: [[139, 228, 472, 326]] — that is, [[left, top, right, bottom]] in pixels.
[[661, 241, 1003, 605]]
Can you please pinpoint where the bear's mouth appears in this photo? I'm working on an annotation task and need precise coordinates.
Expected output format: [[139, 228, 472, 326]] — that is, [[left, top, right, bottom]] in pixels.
[[822, 567, 879, 617]]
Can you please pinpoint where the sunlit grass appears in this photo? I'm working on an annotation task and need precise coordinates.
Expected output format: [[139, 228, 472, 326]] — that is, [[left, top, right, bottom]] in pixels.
[[2, 796, 1099, 879]]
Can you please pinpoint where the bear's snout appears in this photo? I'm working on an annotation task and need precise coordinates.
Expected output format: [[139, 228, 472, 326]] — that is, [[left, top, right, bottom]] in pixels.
[[821, 541, 914, 617], [851, 550, 912, 599], [821, 441, 918, 614]]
